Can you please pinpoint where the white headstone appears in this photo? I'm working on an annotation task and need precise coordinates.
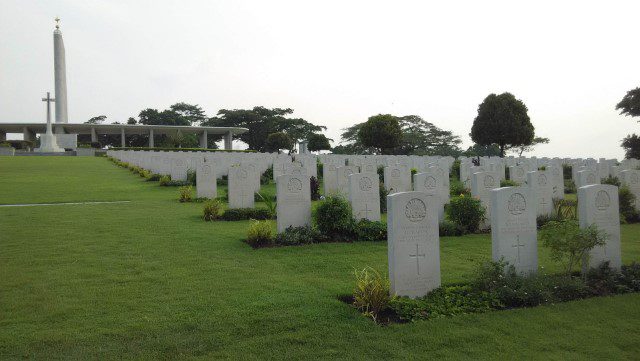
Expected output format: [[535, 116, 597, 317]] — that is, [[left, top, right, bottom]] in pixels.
[[413, 171, 444, 221], [527, 170, 554, 217], [387, 191, 440, 298], [349, 173, 381, 221], [336, 166, 359, 197], [471, 171, 500, 229], [384, 165, 411, 194], [228, 165, 255, 209], [491, 187, 538, 273], [276, 174, 311, 232], [578, 184, 622, 270], [196, 161, 217, 199]]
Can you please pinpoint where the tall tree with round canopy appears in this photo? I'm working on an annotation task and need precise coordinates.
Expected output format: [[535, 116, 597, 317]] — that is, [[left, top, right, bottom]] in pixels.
[[470, 92, 534, 157]]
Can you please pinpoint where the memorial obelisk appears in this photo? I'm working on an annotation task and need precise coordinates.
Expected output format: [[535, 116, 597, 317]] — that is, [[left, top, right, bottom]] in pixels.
[[53, 17, 68, 124]]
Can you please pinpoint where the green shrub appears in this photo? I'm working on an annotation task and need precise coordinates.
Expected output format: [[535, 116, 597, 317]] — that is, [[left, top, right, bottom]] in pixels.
[[471, 260, 550, 308], [353, 267, 392, 322], [273, 226, 321, 246], [256, 192, 276, 218], [260, 168, 273, 185], [619, 186, 640, 223], [439, 220, 464, 237], [0, 142, 12, 147], [540, 220, 607, 276], [390, 285, 498, 321], [545, 274, 589, 302], [317, 162, 323, 179], [310, 176, 321, 201], [451, 160, 460, 180], [178, 186, 193, 203], [203, 199, 224, 221], [564, 179, 576, 194], [563, 164, 572, 180], [602, 175, 621, 187], [246, 220, 274, 248], [314, 196, 355, 240], [620, 262, 640, 292], [449, 179, 470, 197], [221, 208, 273, 221], [379, 182, 389, 213], [217, 175, 228, 186], [500, 179, 519, 187], [187, 171, 196, 186], [446, 195, 485, 233], [159, 175, 171, 186], [354, 220, 387, 242], [553, 198, 577, 221], [139, 169, 151, 178], [146, 173, 162, 182]]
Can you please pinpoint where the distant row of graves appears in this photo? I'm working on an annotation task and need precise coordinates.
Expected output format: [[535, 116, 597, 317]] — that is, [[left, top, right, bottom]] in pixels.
[[108, 150, 640, 298]]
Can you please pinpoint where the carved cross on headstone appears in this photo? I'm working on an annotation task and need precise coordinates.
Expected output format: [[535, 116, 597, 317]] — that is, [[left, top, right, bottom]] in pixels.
[[512, 235, 525, 263], [359, 203, 372, 219], [409, 243, 426, 275]]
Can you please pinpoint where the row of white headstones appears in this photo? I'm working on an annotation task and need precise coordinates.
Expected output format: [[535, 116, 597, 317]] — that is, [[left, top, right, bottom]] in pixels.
[[109, 150, 639, 298]]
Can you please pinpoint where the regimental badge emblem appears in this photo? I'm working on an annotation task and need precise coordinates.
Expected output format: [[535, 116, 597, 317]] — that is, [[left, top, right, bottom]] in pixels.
[[484, 175, 495, 188], [405, 198, 427, 222], [239, 169, 248, 179], [287, 178, 303, 193], [595, 190, 610, 211], [538, 174, 548, 187], [587, 173, 596, 184], [424, 176, 437, 190], [508, 193, 526, 215], [391, 169, 400, 178], [359, 176, 373, 191]]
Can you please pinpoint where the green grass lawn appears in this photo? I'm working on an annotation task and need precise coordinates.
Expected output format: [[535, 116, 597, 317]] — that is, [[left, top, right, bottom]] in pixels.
[[1, 157, 639, 360]]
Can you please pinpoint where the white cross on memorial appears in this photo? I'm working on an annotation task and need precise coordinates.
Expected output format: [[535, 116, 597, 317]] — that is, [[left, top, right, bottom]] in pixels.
[[359, 203, 372, 219], [512, 235, 525, 263], [409, 243, 426, 275]]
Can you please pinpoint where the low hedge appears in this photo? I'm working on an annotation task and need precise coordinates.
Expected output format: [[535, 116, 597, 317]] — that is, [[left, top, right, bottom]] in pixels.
[[110, 147, 256, 153], [222, 208, 273, 221]]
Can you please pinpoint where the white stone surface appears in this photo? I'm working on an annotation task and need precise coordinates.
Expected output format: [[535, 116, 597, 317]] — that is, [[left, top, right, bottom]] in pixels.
[[170, 158, 188, 181], [387, 191, 440, 298], [196, 161, 217, 199], [349, 173, 381, 221], [336, 166, 359, 197], [413, 171, 444, 221], [527, 170, 554, 217], [384, 165, 411, 194], [276, 174, 311, 232], [228, 165, 255, 208], [620, 170, 640, 212], [491, 187, 538, 273], [578, 184, 622, 270], [471, 171, 500, 229]]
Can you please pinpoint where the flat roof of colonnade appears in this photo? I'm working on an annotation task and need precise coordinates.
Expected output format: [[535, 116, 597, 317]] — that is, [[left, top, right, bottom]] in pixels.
[[0, 123, 249, 136]]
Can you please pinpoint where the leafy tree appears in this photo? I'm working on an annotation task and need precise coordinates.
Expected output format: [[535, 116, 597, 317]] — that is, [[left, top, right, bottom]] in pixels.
[[85, 115, 107, 124], [337, 115, 460, 155], [138, 108, 190, 126], [510, 136, 550, 157], [204, 106, 325, 152], [127, 117, 137, 125], [616, 87, 640, 119], [307, 133, 332, 152], [170, 102, 207, 125], [358, 114, 403, 154], [622, 134, 640, 159], [471, 92, 535, 157], [462, 144, 501, 157], [396, 115, 462, 156], [265, 132, 294, 153]]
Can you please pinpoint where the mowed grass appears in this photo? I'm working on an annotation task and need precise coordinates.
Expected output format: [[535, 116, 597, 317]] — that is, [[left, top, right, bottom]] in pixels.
[[0, 157, 639, 360]]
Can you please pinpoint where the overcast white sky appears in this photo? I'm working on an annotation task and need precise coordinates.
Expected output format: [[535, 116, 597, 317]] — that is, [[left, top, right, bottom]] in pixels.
[[1, 0, 639, 158]]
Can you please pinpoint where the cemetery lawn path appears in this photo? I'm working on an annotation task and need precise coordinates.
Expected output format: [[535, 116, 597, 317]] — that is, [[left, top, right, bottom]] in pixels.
[[1, 157, 639, 360]]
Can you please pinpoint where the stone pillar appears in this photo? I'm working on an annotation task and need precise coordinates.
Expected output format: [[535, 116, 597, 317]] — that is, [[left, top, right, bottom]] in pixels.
[[54, 27, 68, 124], [149, 128, 154, 148], [200, 130, 208, 149], [90, 127, 97, 143], [224, 131, 233, 150], [23, 127, 35, 141], [0, 131, 5, 141], [121, 128, 126, 147]]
